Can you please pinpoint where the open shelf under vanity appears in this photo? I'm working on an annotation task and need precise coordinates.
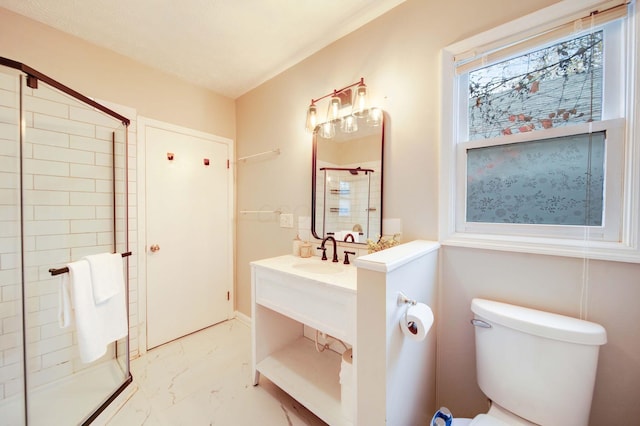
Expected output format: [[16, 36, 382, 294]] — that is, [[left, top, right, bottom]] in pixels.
[[256, 336, 346, 426], [251, 258, 357, 426]]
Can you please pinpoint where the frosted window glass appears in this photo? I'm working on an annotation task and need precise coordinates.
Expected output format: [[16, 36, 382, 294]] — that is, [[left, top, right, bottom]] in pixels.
[[466, 132, 605, 225]]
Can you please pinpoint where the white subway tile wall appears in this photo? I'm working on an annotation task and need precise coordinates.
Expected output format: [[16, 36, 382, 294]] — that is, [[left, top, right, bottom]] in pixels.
[[0, 69, 139, 407]]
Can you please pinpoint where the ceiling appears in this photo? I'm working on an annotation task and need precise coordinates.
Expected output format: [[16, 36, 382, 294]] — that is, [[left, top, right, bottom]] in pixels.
[[0, 0, 406, 98]]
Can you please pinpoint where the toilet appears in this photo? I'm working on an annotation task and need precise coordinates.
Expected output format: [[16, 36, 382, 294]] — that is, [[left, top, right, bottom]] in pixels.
[[449, 298, 607, 426]]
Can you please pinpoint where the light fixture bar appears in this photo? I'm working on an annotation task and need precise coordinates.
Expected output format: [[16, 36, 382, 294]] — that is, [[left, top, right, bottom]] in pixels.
[[308, 77, 365, 105], [305, 78, 368, 133]]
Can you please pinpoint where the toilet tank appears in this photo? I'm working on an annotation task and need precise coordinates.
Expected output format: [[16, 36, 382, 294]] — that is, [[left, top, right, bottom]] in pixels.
[[471, 299, 606, 426]]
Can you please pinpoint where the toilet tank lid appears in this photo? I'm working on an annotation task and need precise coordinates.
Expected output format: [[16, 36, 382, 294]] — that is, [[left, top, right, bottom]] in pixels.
[[471, 299, 607, 345]]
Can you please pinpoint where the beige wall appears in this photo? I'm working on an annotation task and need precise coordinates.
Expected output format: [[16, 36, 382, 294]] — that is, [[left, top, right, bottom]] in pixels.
[[236, 0, 640, 424], [0, 8, 235, 138]]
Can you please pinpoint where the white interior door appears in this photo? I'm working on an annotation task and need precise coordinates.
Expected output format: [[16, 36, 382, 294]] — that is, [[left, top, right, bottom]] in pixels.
[[145, 122, 232, 349]]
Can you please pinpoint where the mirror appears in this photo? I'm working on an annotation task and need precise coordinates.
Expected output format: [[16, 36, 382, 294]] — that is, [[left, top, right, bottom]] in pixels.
[[312, 111, 384, 244]]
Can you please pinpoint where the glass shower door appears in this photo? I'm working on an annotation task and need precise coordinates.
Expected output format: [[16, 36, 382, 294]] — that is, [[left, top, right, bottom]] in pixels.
[[0, 65, 26, 426], [20, 76, 130, 425]]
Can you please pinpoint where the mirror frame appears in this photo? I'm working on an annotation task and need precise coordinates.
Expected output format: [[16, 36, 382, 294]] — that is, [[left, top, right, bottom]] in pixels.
[[311, 112, 385, 244]]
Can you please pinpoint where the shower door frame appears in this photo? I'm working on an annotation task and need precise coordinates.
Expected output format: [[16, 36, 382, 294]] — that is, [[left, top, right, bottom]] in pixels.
[[0, 56, 133, 425]]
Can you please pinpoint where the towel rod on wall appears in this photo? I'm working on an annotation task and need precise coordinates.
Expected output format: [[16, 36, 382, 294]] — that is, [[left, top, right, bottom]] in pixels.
[[240, 209, 282, 215], [319, 166, 374, 175], [237, 148, 280, 162], [49, 252, 132, 276]]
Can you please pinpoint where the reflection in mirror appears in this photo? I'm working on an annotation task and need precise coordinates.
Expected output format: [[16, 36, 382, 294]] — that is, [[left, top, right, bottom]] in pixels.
[[312, 111, 384, 244]]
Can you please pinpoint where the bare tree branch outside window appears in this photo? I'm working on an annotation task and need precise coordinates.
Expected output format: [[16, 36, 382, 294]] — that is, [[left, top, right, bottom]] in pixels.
[[468, 31, 603, 140]]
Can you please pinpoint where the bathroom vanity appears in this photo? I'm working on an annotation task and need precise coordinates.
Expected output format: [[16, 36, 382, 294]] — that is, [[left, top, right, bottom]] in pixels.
[[251, 255, 356, 426], [251, 241, 440, 425]]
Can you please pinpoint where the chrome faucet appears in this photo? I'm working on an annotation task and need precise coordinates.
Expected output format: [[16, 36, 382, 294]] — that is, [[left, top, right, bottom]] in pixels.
[[319, 236, 339, 262]]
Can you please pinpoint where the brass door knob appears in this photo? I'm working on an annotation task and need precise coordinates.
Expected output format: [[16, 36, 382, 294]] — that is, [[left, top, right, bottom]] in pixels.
[[150, 244, 160, 252]]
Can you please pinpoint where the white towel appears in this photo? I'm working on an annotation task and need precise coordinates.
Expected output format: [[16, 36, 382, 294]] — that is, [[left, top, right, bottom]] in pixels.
[[84, 253, 124, 304], [58, 271, 73, 328], [62, 259, 128, 363]]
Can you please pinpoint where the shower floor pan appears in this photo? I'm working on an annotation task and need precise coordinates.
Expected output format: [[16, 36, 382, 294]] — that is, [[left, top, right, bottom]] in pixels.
[[0, 359, 129, 425]]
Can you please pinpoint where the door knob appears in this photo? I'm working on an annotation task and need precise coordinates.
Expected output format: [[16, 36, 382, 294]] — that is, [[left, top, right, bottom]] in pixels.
[[150, 244, 160, 252]]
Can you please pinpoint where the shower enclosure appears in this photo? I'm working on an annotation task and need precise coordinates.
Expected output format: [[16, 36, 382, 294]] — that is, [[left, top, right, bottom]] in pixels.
[[0, 58, 132, 425]]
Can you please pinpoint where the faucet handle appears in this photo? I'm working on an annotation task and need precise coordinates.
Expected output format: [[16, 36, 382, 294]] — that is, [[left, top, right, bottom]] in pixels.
[[343, 251, 356, 265], [317, 246, 327, 260]]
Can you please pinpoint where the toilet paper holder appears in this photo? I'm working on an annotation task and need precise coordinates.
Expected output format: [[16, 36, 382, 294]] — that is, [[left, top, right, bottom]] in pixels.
[[397, 292, 420, 335], [397, 291, 417, 306], [397, 292, 434, 340]]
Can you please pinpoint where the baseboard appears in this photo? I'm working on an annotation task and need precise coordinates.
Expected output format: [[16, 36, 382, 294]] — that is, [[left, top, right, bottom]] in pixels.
[[234, 310, 251, 327]]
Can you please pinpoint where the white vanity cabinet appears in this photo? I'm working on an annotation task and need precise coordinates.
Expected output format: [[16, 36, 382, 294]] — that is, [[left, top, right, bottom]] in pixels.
[[251, 255, 356, 426]]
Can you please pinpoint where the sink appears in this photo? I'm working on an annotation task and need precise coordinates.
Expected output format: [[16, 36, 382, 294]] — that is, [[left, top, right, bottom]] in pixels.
[[292, 262, 344, 275], [251, 255, 356, 292]]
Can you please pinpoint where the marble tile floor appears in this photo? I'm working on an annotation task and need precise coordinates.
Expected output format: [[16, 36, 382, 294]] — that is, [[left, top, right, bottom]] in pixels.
[[106, 319, 328, 425]]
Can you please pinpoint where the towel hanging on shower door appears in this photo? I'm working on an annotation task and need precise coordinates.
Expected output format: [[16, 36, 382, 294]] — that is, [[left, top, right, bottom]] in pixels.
[[59, 258, 128, 363], [84, 252, 125, 304]]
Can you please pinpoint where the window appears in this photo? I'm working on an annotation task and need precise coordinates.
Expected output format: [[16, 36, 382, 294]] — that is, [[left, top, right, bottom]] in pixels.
[[440, 0, 640, 262], [467, 30, 604, 140], [466, 132, 606, 226]]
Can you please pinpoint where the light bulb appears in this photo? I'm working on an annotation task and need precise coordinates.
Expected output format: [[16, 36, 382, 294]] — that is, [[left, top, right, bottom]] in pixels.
[[353, 82, 369, 117], [367, 107, 382, 127], [305, 102, 318, 133], [343, 114, 358, 133], [320, 121, 335, 138], [327, 94, 342, 123]]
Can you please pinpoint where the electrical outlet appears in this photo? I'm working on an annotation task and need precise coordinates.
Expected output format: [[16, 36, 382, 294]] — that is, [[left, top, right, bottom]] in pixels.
[[279, 213, 294, 228]]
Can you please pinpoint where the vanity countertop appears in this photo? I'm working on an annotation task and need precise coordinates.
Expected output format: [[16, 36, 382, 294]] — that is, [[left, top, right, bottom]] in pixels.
[[251, 254, 357, 292]]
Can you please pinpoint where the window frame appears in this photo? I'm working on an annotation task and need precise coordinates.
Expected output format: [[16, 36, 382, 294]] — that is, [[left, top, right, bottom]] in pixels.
[[439, 0, 640, 263]]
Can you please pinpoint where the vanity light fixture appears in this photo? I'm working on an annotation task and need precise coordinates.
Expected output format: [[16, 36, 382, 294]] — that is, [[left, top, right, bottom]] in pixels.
[[304, 77, 371, 134], [352, 80, 369, 117], [320, 121, 336, 139], [367, 107, 383, 127], [305, 102, 318, 133], [327, 92, 342, 123], [342, 114, 358, 133]]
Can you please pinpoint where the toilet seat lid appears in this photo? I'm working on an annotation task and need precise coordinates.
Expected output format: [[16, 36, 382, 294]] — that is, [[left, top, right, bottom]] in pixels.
[[470, 414, 511, 426]]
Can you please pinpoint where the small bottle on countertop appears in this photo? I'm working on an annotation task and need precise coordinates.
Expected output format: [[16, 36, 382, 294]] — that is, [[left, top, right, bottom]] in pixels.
[[299, 242, 312, 258], [292, 234, 302, 256]]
